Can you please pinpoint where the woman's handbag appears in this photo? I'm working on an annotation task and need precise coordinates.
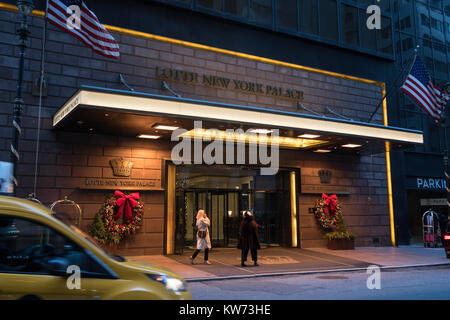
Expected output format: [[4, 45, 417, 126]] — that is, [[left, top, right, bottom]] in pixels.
[[197, 230, 207, 239]]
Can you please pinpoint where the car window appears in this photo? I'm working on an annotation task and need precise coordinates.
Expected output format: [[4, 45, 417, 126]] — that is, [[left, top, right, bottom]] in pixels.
[[0, 215, 112, 278]]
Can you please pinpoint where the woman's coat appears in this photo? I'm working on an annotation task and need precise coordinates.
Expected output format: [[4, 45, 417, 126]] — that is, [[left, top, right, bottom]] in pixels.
[[196, 217, 211, 250], [238, 216, 260, 250]]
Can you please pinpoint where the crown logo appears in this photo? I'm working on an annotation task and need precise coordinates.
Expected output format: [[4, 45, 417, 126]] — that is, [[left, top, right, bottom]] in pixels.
[[318, 169, 332, 184], [110, 157, 134, 177]]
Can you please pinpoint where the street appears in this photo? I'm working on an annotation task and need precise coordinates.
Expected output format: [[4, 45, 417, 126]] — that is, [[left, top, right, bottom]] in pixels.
[[189, 266, 450, 300]]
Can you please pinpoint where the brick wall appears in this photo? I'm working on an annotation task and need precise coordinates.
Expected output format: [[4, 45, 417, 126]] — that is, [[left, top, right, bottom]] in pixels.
[[0, 8, 389, 253], [280, 149, 390, 247]]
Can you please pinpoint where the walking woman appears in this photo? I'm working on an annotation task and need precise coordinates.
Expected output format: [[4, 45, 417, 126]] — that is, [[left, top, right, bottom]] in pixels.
[[238, 210, 260, 267], [190, 209, 212, 265]]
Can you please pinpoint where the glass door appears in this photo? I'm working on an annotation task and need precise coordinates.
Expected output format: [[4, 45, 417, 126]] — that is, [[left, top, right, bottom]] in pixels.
[[210, 192, 225, 247], [209, 191, 240, 247]]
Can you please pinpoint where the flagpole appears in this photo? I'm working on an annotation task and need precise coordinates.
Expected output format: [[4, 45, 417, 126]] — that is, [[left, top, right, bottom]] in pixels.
[[367, 48, 418, 123], [32, 0, 48, 198]]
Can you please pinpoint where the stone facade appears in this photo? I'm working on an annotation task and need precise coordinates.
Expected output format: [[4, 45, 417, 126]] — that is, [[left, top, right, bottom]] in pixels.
[[0, 8, 390, 254]]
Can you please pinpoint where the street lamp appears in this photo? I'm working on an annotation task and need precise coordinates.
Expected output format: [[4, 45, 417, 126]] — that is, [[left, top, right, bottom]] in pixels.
[[10, 0, 34, 195], [440, 83, 450, 226], [17, 0, 34, 15]]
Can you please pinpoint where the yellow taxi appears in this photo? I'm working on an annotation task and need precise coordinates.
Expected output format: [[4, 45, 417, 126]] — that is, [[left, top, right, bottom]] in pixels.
[[0, 196, 191, 300]]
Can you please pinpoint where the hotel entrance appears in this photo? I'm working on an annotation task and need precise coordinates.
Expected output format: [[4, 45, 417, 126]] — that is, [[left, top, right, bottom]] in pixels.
[[174, 166, 294, 252]]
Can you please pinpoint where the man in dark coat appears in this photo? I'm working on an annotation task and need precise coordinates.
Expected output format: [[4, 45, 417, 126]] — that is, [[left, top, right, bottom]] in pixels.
[[238, 211, 260, 267]]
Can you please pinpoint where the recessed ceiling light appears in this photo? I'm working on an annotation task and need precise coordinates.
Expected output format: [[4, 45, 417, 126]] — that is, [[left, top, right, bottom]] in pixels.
[[249, 128, 273, 134], [138, 134, 161, 139], [153, 124, 179, 131], [299, 134, 321, 139], [342, 144, 362, 148], [314, 149, 332, 153]]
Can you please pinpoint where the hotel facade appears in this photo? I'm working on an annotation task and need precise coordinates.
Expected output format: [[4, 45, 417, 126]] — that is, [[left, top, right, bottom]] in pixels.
[[0, 0, 425, 255]]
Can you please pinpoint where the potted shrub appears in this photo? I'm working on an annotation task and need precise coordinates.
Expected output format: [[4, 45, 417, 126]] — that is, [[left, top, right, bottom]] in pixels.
[[325, 216, 355, 250]]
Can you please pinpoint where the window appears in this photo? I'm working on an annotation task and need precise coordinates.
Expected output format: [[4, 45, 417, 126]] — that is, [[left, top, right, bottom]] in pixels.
[[430, 0, 443, 9], [359, 9, 376, 50], [430, 8, 445, 41], [299, 0, 318, 35], [250, 0, 272, 25], [421, 13, 431, 27], [417, 2, 431, 38], [319, 0, 338, 41], [342, 4, 359, 46], [400, 16, 412, 30], [377, 16, 393, 54], [198, 0, 221, 10], [277, 0, 298, 30], [422, 36, 432, 48], [224, 0, 249, 18], [402, 37, 414, 50], [396, 0, 416, 33], [153, 0, 395, 58], [431, 17, 443, 31], [0, 216, 112, 278]]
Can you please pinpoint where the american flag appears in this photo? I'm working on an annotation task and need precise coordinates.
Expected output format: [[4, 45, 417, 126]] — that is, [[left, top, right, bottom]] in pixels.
[[46, 0, 120, 59], [400, 56, 448, 123]]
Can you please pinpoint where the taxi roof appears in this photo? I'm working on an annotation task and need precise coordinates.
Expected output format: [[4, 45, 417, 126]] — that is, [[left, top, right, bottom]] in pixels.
[[0, 196, 53, 218]]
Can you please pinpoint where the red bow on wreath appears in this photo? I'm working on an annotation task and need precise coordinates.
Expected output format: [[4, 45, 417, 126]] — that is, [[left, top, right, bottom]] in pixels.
[[322, 193, 338, 216], [114, 190, 140, 222]]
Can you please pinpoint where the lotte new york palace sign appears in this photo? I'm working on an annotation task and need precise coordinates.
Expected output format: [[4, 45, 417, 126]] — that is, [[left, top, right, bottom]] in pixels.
[[156, 67, 304, 101]]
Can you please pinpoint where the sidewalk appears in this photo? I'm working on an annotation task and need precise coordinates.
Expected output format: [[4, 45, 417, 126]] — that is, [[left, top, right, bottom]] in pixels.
[[128, 245, 450, 282]]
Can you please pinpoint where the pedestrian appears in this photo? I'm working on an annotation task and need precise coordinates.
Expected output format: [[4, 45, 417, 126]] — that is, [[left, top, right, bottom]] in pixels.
[[190, 209, 211, 265], [238, 210, 260, 267]]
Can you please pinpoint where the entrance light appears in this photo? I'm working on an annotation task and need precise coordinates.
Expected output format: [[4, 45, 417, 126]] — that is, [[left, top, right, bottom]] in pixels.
[[179, 128, 328, 149], [298, 134, 320, 139], [138, 134, 161, 139], [249, 128, 273, 134], [342, 144, 362, 148], [314, 149, 332, 153], [153, 124, 179, 131]]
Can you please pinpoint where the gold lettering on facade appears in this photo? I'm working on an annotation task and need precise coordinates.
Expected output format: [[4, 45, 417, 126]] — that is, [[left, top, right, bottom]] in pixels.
[[156, 66, 304, 101], [83, 178, 161, 190]]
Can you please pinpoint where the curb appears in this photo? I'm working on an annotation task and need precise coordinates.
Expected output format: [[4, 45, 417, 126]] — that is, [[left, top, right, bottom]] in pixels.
[[184, 261, 450, 282]]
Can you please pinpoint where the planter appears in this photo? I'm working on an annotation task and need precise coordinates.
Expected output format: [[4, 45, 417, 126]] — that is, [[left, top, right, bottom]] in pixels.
[[327, 238, 355, 250]]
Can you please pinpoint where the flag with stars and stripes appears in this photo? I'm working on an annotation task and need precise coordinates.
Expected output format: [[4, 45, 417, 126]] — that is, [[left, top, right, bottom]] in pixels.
[[401, 55, 448, 123], [46, 0, 120, 59]]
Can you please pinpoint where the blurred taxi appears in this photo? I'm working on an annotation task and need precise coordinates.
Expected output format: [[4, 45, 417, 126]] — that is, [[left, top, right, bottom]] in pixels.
[[444, 228, 450, 259], [0, 196, 191, 300]]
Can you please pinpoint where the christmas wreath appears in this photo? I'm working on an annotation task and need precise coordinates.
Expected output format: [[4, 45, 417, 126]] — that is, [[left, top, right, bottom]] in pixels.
[[314, 193, 342, 229], [314, 193, 355, 240], [89, 190, 144, 244]]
